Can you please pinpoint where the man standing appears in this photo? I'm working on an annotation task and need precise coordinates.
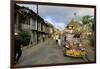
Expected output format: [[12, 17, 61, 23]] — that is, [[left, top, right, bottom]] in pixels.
[[55, 34, 59, 44], [14, 32, 22, 64]]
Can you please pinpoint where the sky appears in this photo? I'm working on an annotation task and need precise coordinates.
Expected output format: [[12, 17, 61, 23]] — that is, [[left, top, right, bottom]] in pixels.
[[17, 3, 94, 31]]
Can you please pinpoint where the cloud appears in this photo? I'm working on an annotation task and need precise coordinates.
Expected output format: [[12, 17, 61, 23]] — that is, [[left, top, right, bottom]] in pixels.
[[44, 16, 66, 31], [38, 5, 76, 23], [16, 3, 94, 30], [77, 8, 94, 16], [38, 5, 94, 30]]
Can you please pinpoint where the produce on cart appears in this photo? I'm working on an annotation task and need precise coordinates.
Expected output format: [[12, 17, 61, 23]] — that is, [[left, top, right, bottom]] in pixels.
[[63, 35, 87, 57]]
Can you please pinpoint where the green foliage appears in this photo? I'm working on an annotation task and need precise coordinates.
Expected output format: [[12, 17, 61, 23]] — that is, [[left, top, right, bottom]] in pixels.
[[88, 33, 95, 46], [82, 15, 92, 24], [81, 24, 89, 33], [81, 15, 94, 34], [20, 31, 31, 46]]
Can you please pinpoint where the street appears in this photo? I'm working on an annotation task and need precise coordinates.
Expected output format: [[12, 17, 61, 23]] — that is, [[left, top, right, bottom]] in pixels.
[[14, 33, 95, 67]]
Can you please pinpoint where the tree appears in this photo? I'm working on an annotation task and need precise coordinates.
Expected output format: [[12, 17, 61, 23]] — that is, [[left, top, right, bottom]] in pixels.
[[82, 15, 92, 24], [20, 31, 31, 46], [81, 15, 94, 33]]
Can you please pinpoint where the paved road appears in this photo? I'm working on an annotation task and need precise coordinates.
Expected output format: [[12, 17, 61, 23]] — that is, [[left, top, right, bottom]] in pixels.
[[15, 37, 90, 67]]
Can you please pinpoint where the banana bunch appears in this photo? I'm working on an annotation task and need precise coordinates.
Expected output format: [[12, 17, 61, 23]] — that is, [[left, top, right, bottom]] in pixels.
[[65, 50, 86, 57], [66, 50, 74, 55], [74, 51, 81, 56]]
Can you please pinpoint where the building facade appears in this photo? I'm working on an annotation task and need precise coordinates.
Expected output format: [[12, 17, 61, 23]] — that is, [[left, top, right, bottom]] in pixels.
[[15, 4, 54, 47]]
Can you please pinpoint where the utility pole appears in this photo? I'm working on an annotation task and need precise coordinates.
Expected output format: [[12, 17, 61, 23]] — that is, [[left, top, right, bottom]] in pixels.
[[37, 3, 39, 44]]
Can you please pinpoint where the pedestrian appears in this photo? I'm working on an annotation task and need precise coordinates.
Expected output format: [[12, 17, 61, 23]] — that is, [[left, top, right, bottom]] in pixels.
[[55, 34, 59, 44], [43, 34, 45, 42], [14, 32, 22, 64], [58, 36, 61, 48]]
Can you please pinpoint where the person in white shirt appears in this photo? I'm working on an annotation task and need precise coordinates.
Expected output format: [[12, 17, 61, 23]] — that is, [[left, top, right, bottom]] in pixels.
[[58, 36, 61, 47]]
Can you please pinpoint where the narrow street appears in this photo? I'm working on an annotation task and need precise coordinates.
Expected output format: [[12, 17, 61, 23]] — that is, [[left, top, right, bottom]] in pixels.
[[14, 36, 92, 67], [13, 3, 96, 68]]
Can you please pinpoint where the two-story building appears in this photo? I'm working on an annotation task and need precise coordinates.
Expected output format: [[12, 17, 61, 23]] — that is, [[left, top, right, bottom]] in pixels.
[[15, 4, 54, 47]]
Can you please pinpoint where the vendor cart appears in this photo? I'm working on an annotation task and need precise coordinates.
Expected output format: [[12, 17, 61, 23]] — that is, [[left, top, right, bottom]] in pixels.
[[63, 39, 86, 58]]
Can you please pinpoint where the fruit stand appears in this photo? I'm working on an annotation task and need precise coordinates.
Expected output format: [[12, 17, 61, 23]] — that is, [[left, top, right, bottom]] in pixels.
[[64, 44, 86, 57], [63, 38, 86, 57]]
